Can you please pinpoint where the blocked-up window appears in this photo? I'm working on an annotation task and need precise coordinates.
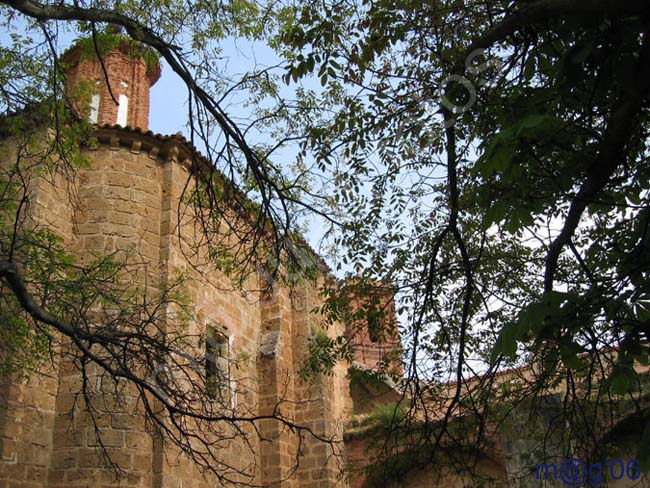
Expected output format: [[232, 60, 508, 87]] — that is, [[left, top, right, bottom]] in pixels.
[[116, 92, 129, 126], [206, 325, 229, 402]]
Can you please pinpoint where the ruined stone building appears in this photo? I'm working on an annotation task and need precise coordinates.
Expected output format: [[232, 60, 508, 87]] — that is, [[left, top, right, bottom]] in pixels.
[[1, 38, 649, 488]]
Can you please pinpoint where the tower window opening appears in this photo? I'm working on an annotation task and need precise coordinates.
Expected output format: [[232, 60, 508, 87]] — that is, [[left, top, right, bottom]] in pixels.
[[89, 93, 100, 123], [367, 309, 382, 343], [116, 93, 129, 126]]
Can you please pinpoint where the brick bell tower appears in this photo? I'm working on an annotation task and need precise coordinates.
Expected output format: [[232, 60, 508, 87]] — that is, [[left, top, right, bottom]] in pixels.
[[62, 35, 161, 130], [344, 280, 404, 377]]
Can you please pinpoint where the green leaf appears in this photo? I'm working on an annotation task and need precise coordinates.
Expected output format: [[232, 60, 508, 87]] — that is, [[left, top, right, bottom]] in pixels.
[[482, 200, 507, 229], [608, 364, 638, 395], [569, 42, 592, 65], [559, 340, 583, 369], [491, 321, 521, 362], [516, 114, 554, 134], [524, 56, 536, 81]]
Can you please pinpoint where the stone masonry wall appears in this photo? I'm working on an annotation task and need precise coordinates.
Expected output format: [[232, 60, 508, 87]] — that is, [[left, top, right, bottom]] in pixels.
[[0, 139, 75, 488], [0, 126, 358, 487], [293, 279, 351, 488], [46, 141, 163, 488], [0, 32, 403, 484]]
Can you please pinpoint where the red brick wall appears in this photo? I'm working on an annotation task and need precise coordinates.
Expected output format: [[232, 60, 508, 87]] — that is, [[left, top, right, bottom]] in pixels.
[[64, 43, 160, 130], [345, 283, 403, 377]]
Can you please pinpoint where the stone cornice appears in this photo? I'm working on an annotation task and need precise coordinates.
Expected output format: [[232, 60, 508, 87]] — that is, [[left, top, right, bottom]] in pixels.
[[88, 123, 333, 274], [90, 123, 209, 169]]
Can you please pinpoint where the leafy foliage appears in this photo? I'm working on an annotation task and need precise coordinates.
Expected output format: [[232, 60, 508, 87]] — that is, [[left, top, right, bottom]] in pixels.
[[269, 0, 650, 482], [0, 1, 336, 484], [2, 0, 650, 485], [70, 29, 160, 70]]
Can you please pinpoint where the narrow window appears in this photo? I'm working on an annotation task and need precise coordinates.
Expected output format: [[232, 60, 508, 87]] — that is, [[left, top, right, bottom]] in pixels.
[[116, 93, 129, 126], [206, 325, 229, 401], [89, 93, 100, 123], [368, 310, 381, 343]]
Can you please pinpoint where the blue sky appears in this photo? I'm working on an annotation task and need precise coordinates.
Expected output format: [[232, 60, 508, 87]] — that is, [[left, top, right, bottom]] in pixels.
[[149, 60, 186, 135], [146, 43, 336, 263]]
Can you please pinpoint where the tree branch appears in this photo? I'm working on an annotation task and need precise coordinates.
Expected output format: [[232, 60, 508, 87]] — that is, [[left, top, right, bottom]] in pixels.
[[0, 258, 338, 443], [0, 0, 298, 252], [544, 29, 650, 291], [466, 0, 650, 55]]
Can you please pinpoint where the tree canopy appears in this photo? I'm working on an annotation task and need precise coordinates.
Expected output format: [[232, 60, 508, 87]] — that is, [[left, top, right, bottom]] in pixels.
[[274, 0, 650, 477], [274, 0, 650, 478], [1, 0, 650, 484]]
